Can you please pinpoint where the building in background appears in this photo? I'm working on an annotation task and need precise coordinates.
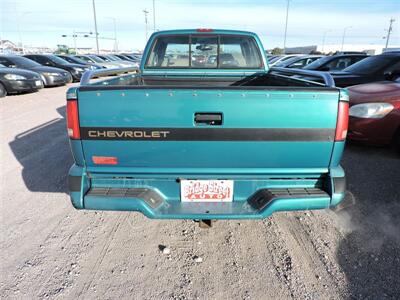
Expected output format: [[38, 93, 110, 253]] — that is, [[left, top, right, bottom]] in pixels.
[[316, 44, 400, 55], [0, 40, 23, 54], [281, 43, 400, 55]]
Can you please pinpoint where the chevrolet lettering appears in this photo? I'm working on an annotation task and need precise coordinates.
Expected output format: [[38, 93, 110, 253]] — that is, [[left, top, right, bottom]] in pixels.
[[87, 130, 170, 139], [67, 29, 348, 221]]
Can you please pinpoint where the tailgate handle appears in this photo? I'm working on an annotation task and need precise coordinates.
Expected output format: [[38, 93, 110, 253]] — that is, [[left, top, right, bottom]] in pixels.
[[194, 113, 222, 126]]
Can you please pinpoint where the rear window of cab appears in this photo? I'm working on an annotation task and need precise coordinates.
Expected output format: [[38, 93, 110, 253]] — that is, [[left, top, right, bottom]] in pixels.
[[145, 34, 263, 69]]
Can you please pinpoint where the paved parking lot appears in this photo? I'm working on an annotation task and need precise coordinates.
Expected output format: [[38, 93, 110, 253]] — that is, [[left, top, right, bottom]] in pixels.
[[1, 86, 399, 299]]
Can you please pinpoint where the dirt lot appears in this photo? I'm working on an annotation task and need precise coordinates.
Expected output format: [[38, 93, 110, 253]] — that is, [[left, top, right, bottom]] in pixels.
[[1, 85, 399, 300]]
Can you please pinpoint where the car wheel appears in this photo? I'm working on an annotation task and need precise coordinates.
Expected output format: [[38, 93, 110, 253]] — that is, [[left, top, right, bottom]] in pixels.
[[40, 74, 47, 86], [0, 83, 7, 98]]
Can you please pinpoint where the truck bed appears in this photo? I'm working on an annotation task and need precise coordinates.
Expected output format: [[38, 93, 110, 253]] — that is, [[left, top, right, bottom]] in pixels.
[[90, 71, 327, 88]]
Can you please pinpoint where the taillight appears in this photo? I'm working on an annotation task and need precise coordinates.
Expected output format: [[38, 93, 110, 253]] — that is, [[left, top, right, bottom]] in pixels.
[[67, 100, 80, 139], [335, 101, 349, 141], [92, 156, 118, 165], [196, 28, 213, 32]]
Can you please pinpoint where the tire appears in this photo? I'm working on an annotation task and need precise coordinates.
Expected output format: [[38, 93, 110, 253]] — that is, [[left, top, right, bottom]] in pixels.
[[0, 82, 7, 98], [40, 74, 47, 87], [395, 129, 400, 154]]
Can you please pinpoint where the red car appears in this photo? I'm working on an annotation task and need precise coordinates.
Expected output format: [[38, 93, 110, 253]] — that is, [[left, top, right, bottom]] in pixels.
[[348, 79, 400, 151]]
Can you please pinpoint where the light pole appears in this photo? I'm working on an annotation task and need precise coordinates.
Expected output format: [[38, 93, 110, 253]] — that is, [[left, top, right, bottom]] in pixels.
[[152, 0, 156, 32], [341, 26, 352, 51], [73, 30, 77, 54], [92, 0, 100, 54], [283, 0, 290, 53], [106, 17, 118, 52], [16, 11, 33, 54], [143, 9, 149, 42], [321, 29, 331, 53], [384, 18, 395, 50]]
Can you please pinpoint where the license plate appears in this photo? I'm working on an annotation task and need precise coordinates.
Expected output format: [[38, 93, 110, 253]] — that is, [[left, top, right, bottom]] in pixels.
[[35, 80, 42, 86], [180, 180, 234, 202]]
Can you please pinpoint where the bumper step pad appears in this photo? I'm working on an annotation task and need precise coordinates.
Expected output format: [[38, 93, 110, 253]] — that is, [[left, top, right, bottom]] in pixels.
[[248, 188, 328, 210], [87, 187, 164, 208]]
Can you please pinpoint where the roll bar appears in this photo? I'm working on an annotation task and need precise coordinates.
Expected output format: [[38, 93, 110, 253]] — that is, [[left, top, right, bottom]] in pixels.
[[80, 67, 138, 85], [270, 67, 335, 87]]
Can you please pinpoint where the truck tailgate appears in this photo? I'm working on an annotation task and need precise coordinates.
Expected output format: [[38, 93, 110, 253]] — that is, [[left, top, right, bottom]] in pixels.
[[77, 87, 339, 173]]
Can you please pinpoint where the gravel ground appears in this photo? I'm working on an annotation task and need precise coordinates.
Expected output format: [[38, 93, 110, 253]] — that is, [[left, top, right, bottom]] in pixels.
[[1, 85, 399, 300]]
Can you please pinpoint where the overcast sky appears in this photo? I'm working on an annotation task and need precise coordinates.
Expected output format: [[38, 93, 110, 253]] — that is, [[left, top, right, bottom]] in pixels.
[[0, 0, 399, 51]]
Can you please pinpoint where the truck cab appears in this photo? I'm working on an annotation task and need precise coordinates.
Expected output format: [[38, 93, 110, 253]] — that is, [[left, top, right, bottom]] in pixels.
[[67, 29, 347, 220]]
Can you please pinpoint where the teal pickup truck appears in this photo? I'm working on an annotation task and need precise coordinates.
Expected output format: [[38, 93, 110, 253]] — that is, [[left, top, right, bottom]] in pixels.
[[67, 29, 348, 220]]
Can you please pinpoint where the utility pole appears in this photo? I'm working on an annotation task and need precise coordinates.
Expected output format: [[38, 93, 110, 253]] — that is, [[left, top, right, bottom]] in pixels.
[[384, 18, 395, 50], [92, 0, 100, 54], [152, 0, 156, 32], [283, 0, 290, 54], [341, 26, 352, 51], [143, 9, 149, 42]]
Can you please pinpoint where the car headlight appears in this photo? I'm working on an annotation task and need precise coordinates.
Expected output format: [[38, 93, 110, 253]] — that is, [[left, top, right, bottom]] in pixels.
[[4, 74, 27, 80], [42, 72, 61, 76], [349, 103, 394, 119]]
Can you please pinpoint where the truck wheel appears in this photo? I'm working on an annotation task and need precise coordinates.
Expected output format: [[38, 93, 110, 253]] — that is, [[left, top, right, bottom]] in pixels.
[[0, 83, 7, 98], [395, 128, 400, 154]]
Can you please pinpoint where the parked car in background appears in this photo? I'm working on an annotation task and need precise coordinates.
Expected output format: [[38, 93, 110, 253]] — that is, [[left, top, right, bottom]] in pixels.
[[0, 63, 43, 97], [304, 54, 367, 72], [114, 54, 139, 63], [328, 52, 400, 87], [268, 54, 304, 66], [122, 53, 142, 62], [74, 55, 116, 69], [94, 54, 137, 68], [0, 55, 71, 87], [56, 55, 104, 70], [348, 77, 400, 151], [24, 54, 89, 82], [274, 55, 324, 68]]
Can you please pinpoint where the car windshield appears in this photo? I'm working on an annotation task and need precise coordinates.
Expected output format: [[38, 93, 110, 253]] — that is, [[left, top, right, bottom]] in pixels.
[[9, 56, 41, 68], [88, 55, 105, 63], [274, 56, 302, 67], [107, 55, 121, 61], [303, 56, 331, 69], [268, 56, 282, 64], [343, 55, 398, 75], [76, 56, 91, 63], [47, 55, 70, 65], [68, 56, 87, 64]]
